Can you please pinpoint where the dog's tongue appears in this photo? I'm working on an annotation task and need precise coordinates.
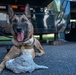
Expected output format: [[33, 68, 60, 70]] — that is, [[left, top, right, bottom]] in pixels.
[[17, 32, 24, 42]]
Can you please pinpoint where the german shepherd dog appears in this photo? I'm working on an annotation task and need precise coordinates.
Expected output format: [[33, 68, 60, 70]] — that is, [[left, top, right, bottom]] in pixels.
[[0, 4, 45, 73]]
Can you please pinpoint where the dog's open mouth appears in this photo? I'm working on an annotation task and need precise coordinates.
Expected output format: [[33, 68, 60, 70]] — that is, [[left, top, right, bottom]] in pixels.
[[17, 32, 24, 42]]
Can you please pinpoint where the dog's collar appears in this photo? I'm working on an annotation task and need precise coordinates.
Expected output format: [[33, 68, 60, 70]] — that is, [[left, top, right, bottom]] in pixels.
[[23, 36, 34, 45], [12, 35, 35, 49], [14, 36, 35, 49]]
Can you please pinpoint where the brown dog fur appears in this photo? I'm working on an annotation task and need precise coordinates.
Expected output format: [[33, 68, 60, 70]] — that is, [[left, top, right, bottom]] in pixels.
[[0, 4, 45, 73]]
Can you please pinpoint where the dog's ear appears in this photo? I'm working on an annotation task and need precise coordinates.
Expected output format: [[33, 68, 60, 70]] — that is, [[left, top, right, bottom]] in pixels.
[[8, 5, 14, 20], [25, 4, 31, 19]]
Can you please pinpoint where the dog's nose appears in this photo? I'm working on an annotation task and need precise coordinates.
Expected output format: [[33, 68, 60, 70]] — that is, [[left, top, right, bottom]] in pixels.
[[16, 27, 22, 32]]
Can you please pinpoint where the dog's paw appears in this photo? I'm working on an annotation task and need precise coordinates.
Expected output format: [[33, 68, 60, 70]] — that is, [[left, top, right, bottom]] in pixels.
[[35, 52, 42, 57]]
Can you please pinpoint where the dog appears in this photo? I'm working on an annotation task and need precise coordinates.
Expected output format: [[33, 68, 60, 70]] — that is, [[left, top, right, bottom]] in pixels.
[[0, 4, 45, 73]]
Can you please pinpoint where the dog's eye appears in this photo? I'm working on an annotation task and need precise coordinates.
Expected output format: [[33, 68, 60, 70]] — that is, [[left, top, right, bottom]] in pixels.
[[21, 18, 27, 22]]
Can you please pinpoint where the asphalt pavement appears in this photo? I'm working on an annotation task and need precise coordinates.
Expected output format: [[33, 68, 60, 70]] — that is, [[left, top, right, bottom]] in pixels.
[[0, 42, 76, 75]]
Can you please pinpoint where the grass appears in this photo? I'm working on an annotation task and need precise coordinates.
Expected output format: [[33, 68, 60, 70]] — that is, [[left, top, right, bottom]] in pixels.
[[0, 37, 11, 41], [0, 34, 54, 41], [34, 34, 54, 40]]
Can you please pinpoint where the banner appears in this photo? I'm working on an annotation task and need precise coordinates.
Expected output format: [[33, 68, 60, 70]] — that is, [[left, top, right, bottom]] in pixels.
[[54, 0, 60, 12], [69, 0, 76, 1]]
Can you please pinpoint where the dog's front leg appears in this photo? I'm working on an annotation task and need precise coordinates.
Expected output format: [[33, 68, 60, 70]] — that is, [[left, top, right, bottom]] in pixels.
[[0, 46, 21, 73], [34, 39, 45, 56]]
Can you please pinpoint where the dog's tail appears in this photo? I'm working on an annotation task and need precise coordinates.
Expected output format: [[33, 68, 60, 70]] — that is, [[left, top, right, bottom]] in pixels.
[[35, 64, 48, 69]]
